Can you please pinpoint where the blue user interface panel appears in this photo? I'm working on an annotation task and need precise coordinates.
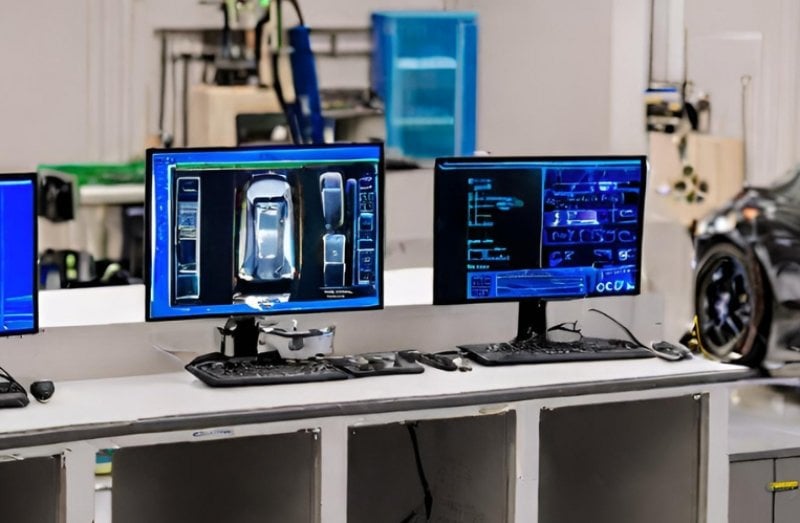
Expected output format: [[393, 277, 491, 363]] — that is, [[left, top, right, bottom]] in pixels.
[[434, 157, 646, 304], [147, 144, 382, 320], [0, 174, 37, 335]]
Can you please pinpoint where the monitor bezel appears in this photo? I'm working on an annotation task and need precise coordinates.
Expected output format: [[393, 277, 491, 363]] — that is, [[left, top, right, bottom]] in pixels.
[[433, 155, 648, 306], [0, 172, 39, 337], [144, 143, 385, 322]]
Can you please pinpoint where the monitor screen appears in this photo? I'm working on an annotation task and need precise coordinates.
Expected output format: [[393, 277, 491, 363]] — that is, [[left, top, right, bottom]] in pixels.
[[146, 144, 383, 320], [434, 156, 647, 304], [0, 173, 38, 336]]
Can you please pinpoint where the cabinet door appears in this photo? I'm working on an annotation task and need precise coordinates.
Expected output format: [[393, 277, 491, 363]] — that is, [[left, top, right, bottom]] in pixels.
[[775, 457, 800, 523], [539, 396, 704, 523], [729, 460, 773, 523], [0, 456, 62, 523]]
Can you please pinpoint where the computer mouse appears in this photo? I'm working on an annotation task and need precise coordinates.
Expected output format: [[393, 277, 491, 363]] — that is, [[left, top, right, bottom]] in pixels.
[[30, 380, 55, 403], [650, 341, 692, 362]]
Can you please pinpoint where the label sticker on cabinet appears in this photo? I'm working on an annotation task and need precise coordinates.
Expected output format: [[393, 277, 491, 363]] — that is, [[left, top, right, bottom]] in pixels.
[[192, 429, 234, 439]]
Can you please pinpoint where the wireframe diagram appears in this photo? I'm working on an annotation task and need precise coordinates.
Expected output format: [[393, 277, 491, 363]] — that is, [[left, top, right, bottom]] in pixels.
[[456, 164, 643, 300], [465, 177, 524, 263]]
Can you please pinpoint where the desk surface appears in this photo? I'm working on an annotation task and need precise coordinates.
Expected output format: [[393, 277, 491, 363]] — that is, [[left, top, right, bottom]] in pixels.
[[0, 357, 750, 451]]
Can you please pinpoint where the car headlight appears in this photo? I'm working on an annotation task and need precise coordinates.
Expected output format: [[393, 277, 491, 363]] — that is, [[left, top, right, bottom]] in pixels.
[[695, 211, 737, 237], [712, 212, 738, 233], [694, 219, 710, 237]]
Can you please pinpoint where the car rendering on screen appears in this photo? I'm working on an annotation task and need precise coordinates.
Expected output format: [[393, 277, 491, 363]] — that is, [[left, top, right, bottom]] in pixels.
[[319, 171, 344, 230], [693, 167, 800, 367], [238, 173, 296, 282]]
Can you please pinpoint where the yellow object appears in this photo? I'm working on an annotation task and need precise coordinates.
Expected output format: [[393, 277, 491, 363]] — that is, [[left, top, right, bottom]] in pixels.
[[689, 315, 714, 360], [94, 461, 113, 475], [768, 480, 799, 492]]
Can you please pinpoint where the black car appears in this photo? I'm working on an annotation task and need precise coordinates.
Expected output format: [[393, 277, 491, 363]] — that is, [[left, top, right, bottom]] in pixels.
[[694, 168, 800, 367]]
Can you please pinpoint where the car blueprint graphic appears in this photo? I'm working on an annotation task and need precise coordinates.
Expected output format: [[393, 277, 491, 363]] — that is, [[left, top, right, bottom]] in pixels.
[[238, 173, 296, 282], [693, 167, 800, 367]]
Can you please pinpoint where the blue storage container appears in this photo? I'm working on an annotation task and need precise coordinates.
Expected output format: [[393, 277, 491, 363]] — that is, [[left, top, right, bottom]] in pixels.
[[372, 11, 478, 159]]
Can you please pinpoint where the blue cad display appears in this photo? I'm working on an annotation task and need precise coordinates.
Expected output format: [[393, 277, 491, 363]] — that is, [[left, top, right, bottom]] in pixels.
[[434, 157, 646, 304], [0, 175, 37, 335], [146, 144, 383, 320]]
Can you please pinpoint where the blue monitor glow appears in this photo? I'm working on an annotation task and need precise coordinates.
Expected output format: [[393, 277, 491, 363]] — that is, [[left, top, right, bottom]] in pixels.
[[0, 173, 38, 336], [433, 156, 647, 339], [146, 144, 383, 321]]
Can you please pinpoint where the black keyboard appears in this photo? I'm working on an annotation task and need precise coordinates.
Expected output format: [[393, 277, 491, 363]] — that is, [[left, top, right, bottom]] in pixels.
[[460, 336, 655, 366], [186, 353, 349, 387]]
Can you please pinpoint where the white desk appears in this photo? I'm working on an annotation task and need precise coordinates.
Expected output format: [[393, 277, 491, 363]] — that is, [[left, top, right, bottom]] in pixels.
[[0, 357, 751, 523]]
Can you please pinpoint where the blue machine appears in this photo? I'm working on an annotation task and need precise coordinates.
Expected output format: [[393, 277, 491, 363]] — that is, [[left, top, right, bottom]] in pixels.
[[288, 25, 326, 145]]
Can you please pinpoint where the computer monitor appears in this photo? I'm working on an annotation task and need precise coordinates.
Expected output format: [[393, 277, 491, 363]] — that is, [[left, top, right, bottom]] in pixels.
[[145, 143, 383, 325], [0, 173, 38, 336], [434, 156, 647, 340]]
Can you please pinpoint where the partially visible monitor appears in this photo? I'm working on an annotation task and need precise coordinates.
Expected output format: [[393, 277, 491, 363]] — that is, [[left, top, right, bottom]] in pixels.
[[146, 143, 383, 321], [434, 156, 647, 338], [0, 173, 38, 336]]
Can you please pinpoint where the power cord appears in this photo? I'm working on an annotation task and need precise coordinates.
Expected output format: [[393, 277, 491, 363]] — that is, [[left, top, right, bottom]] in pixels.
[[284, 0, 305, 25], [404, 422, 433, 522], [0, 364, 26, 393], [587, 308, 648, 348], [0, 363, 30, 408], [588, 308, 692, 361]]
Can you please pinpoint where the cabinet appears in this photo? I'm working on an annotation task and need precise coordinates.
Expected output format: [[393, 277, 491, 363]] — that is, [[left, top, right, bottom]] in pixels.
[[109, 432, 317, 523], [731, 457, 800, 523], [0, 358, 748, 522], [348, 413, 514, 522], [0, 455, 63, 522], [371, 11, 478, 159], [728, 384, 800, 523]]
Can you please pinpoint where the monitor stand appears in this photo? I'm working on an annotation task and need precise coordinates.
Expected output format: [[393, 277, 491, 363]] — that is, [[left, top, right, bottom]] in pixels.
[[516, 300, 547, 342], [218, 317, 261, 358]]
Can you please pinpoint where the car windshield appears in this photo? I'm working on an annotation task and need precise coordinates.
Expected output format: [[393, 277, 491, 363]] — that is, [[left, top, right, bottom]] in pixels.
[[256, 202, 282, 260]]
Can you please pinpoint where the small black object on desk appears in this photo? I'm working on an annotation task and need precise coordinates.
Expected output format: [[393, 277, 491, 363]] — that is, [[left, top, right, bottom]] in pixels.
[[30, 380, 55, 403], [650, 341, 692, 361], [327, 351, 424, 377]]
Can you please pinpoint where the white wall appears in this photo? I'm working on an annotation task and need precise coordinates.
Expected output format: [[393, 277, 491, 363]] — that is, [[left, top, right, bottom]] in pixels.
[[0, 3, 92, 171], [451, 0, 614, 155], [609, 0, 650, 154], [684, 0, 800, 184]]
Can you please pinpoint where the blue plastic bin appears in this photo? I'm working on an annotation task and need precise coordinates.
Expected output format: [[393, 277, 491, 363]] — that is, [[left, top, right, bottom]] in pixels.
[[372, 11, 478, 159]]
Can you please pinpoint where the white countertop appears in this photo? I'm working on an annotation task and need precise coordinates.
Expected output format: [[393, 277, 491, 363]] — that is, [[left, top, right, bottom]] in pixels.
[[0, 356, 749, 448]]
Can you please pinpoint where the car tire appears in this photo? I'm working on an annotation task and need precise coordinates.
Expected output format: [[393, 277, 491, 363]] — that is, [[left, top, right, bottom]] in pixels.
[[694, 242, 769, 367]]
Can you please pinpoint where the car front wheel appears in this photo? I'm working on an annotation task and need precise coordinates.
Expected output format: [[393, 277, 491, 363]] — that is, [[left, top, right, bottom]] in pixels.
[[694, 242, 769, 366]]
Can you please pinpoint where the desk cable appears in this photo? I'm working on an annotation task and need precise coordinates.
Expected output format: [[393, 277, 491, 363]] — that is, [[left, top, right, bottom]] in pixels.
[[403, 422, 433, 522]]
